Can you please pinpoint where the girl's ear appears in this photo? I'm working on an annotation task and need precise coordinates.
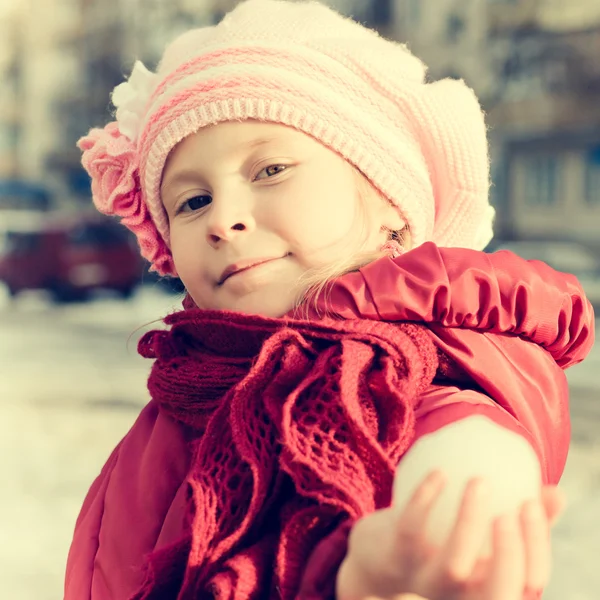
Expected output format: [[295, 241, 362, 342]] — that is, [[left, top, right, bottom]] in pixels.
[[380, 202, 406, 234]]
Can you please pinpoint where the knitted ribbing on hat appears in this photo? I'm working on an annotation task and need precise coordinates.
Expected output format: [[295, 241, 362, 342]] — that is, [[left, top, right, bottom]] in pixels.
[[78, 0, 494, 276]]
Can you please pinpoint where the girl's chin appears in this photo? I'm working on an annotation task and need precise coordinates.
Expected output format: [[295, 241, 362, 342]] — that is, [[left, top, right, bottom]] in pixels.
[[193, 292, 298, 318]]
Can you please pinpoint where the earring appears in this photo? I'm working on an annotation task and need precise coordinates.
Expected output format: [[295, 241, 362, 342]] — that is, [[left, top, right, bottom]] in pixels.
[[379, 227, 405, 259], [380, 239, 405, 259]]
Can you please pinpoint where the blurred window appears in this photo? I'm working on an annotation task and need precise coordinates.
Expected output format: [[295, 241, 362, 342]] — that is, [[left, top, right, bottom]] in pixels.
[[328, 0, 391, 26], [405, 0, 420, 27], [368, 0, 392, 27], [446, 14, 465, 44], [0, 124, 19, 152], [521, 154, 561, 206], [584, 146, 600, 206]]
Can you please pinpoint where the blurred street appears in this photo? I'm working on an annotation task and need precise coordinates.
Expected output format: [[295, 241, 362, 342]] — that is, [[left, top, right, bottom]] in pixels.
[[0, 289, 597, 599], [0, 287, 180, 600]]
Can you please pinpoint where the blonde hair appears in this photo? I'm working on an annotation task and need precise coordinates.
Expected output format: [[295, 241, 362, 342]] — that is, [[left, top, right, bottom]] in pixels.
[[295, 170, 411, 318]]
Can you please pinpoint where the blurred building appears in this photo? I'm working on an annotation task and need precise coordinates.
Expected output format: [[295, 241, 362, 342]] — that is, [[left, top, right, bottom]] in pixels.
[[0, 0, 220, 207], [392, 0, 495, 98], [393, 0, 600, 246], [0, 4, 21, 179], [120, 0, 218, 66], [0, 0, 85, 207], [486, 0, 600, 246]]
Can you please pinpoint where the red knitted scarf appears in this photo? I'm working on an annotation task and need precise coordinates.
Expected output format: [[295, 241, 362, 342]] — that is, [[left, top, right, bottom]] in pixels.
[[133, 307, 450, 600]]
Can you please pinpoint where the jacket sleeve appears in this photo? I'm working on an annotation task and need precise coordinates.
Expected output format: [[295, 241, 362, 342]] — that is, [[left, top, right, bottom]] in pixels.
[[296, 378, 556, 600], [64, 441, 124, 600], [429, 327, 570, 486], [306, 242, 594, 369], [64, 401, 191, 600], [296, 242, 593, 598]]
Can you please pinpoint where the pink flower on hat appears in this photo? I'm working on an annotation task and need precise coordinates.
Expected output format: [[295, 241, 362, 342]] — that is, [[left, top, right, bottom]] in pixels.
[[78, 122, 139, 217], [78, 122, 174, 274]]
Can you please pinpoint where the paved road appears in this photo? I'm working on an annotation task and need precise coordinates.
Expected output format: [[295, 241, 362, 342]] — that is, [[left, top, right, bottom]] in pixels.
[[1, 290, 598, 599]]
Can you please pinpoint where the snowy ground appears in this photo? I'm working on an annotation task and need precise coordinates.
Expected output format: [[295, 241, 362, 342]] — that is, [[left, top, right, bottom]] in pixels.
[[0, 287, 598, 599]]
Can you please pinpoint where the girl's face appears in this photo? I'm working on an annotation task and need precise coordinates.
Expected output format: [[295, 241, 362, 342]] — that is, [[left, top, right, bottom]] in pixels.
[[161, 121, 403, 317]]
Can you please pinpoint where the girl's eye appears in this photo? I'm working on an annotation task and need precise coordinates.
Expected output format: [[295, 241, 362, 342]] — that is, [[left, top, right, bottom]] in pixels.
[[255, 164, 287, 180], [178, 195, 211, 214]]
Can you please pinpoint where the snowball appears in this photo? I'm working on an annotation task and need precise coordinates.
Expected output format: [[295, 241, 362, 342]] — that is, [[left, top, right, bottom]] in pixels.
[[393, 415, 542, 558]]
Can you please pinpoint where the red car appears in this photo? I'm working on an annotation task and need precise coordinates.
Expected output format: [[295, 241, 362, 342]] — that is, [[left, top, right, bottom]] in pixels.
[[0, 211, 143, 302]]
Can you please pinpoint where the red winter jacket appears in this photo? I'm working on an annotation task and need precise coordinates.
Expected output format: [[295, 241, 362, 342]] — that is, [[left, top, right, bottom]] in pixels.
[[64, 245, 594, 600]]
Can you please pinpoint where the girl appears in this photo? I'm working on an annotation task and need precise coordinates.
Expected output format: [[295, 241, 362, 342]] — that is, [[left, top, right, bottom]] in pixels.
[[68, 1, 594, 599]]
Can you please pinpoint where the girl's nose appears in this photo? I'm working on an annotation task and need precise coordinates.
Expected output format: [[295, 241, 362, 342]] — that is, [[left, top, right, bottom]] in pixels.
[[205, 194, 256, 247]]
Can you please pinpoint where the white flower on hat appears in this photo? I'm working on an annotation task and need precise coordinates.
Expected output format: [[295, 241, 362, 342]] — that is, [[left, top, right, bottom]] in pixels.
[[111, 61, 157, 143]]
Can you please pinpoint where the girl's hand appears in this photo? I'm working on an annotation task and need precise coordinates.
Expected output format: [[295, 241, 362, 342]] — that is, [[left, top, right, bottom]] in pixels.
[[336, 471, 565, 600]]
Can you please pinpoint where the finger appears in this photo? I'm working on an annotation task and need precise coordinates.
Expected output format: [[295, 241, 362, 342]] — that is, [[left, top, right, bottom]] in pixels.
[[485, 512, 526, 600], [396, 470, 446, 545], [540, 486, 566, 527], [520, 499, 551, 591], [436, 478, 491, 582]]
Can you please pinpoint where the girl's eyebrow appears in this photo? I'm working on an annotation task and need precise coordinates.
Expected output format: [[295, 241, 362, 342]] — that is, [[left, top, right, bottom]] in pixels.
[[161, 168, 204, 194], [162, 137, 281, 192], [246, 137, 276, 149]]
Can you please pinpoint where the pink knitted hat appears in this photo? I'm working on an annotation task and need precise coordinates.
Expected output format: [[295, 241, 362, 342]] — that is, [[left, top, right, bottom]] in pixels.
[[78, 0, 494, 276]]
